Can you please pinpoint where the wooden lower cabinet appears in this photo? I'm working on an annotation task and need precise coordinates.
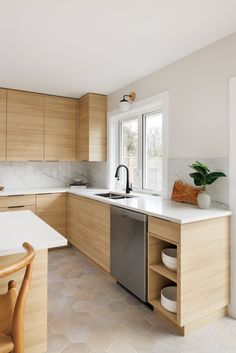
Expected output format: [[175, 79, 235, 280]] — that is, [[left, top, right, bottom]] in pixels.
[[36, 193, 67, 237], [147, 216, 231, 335], [0, 195, 36, 213], [67, 193, 110, 272]]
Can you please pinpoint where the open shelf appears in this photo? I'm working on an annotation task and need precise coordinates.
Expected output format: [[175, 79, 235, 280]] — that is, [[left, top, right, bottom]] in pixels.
[[149, 264, 177, 283], [150, 299, 177, 325]]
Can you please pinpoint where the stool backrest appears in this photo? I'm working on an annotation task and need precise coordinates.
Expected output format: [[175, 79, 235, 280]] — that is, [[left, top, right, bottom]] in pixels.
[[0, 242, 35, 353]]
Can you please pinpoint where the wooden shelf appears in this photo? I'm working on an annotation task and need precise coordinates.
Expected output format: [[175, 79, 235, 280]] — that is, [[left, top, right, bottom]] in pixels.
[[150, 299, 177, 325], [149, 264, 177, 283]]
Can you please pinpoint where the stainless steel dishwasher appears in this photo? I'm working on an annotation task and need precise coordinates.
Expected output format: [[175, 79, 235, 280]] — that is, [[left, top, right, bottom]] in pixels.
[[111, 206, 147, 302]]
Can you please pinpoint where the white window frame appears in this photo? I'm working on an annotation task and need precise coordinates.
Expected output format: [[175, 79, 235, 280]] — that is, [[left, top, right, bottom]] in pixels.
[[107, 92, 169, 197]]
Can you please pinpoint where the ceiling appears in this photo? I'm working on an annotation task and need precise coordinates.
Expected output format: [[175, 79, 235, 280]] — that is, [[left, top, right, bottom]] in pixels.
[[0, 0, 236, 98]]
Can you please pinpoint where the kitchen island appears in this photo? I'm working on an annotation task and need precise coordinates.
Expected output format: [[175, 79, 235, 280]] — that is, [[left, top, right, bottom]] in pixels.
[[0, 211, 67, 353]]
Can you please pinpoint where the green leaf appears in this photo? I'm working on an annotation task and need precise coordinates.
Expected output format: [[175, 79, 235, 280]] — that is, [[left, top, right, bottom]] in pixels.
[[189, 172, 205, 186], [206, 172, 226, 185], [189, 161, 210, 175]]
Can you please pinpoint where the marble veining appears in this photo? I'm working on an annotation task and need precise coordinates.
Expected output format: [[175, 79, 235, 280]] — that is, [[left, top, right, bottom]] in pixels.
[[0, 162, 89, 189]]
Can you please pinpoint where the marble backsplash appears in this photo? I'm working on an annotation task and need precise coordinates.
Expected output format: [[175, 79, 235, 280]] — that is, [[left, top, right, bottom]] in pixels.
[[0, 162, 88, 189], [0, 159, 228, 207]]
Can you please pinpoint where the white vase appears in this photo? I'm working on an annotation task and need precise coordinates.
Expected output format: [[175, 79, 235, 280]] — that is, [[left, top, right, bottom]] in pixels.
[[197, 190, 211, 209]]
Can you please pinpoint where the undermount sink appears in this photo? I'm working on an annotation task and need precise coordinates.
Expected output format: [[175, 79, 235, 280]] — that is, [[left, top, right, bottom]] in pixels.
[[95, 192, 137, 200]]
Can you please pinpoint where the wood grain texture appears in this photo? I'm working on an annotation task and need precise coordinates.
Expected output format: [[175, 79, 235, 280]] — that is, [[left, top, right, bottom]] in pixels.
[[147, 216, 230, 334], [179, 216, 231, 326], [44, 96, 77, 161], [0, 88, 6, 161], [77, 94, 89, 161], [148, 216, 180, 244], [0, 195, 35, 208], [67, 194, 110, 272], [67, 193, 78, 243], [0, 249, 47, 353], [0, 243, 35, 353], [0, 206, 36, 213], [7, 90, 44, 161], [36, 193, 67, 236], [171, 180, 201, 205], [77, 93, 107, 161]]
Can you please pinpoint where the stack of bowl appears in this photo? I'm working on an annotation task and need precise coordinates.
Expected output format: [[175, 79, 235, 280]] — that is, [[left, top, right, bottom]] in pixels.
[[161, 248, 177, 271]]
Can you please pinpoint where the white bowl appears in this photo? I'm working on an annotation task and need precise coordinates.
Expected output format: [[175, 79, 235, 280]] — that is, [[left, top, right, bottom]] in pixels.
[[162, 248, 177, 271], [161, 286, 177, 313]]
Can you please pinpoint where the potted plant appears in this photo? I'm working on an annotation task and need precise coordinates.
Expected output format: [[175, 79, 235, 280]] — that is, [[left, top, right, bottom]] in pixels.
[[189, 161, 226, 209]]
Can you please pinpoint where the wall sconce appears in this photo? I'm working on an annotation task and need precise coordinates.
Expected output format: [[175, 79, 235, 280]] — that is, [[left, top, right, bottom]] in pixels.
[[119, 92, 136, 112]]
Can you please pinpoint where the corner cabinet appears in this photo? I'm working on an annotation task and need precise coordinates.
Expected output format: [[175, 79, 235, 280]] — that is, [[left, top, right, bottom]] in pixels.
[[147, 215, 230, 335], [77, 93, 107, 161], [36, 193, 67, 237], [7, 90, 44, 161], [0, 88, 6, 161], [67, 193, 110, 272], [45, 96, 77, 161]]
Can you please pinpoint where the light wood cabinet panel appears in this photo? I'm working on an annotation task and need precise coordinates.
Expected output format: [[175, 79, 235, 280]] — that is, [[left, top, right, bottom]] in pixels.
[[0, 195, 35, 208], [36, 193, 67, 236], [67, 193, 78, 243], [147, 215, 230, 335], [45, 96, 77, 161], [7, 90, 44, 161], [0, 88, 6, 160], [0, 205, 36, 213], [67, 194, 110, 272], [77, 93, 107, 161], [179, 217, 230, 327]]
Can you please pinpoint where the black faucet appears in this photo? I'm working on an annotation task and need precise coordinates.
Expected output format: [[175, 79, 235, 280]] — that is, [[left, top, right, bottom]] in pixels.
[[115, 164, 133, 194]]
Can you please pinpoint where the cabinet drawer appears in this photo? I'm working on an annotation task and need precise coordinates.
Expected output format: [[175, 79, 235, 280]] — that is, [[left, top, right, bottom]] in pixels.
[[0, 195, 36, 208], [148, 216, 180, 243], [0, 205, 36, 213]]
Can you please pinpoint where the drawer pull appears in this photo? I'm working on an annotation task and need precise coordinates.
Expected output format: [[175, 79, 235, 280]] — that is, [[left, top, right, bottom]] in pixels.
[[7, 194, 25, 197], [8, 205, 25, 208]]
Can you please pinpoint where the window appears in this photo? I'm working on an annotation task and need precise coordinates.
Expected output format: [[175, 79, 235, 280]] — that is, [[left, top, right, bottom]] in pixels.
[[118, 110, 163, 193]]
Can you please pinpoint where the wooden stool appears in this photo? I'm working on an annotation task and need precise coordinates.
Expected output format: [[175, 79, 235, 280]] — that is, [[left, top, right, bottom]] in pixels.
[[0, 243, 35, 353]]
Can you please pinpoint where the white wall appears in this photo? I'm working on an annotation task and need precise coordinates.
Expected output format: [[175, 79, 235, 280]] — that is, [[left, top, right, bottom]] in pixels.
[[229, 77, 236, 318], [108, 32, 236, 159], [108, 32, 236, 317]]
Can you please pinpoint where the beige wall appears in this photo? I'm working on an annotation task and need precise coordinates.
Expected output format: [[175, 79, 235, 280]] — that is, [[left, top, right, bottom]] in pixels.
[[108, 32, 236, 159]]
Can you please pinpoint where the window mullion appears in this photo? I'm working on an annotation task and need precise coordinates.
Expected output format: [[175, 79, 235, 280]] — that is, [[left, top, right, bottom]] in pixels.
[[137, 114, 143, 191]]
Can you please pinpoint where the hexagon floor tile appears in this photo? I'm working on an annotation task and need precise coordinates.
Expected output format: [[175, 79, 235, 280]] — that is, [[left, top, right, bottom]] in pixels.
[[47, 247, 236, 353]]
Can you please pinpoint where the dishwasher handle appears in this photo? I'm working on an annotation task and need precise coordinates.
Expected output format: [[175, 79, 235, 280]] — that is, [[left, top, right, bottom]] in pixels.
[[111, 206, 147, 222]]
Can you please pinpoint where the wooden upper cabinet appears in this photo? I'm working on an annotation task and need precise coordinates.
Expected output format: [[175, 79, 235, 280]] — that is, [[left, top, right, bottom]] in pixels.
[[0, 89, 6, 161], [45, 96, 77, 161], [77, 93, 107, 161], [7, 90, 44, 161]]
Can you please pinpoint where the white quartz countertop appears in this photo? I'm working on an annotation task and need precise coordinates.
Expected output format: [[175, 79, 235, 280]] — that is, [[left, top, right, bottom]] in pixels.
[[0, 211, 67, 256], [0, 187, 231, 224], [0, 187, 68, 196], [68, 188, 231, 224]]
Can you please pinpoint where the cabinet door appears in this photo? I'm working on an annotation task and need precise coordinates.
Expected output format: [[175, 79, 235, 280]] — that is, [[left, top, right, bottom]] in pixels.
[[67, 193, 78, 244], [89, 94, 107, 161], [0, 88, 6, 160], [45, 96, 77, 161], [67, 194, 110, 272], [76, 196, 110, 272], [7, 90, 44, 161], [36, 193, 67, 237], [77, 93, 107, 161]]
